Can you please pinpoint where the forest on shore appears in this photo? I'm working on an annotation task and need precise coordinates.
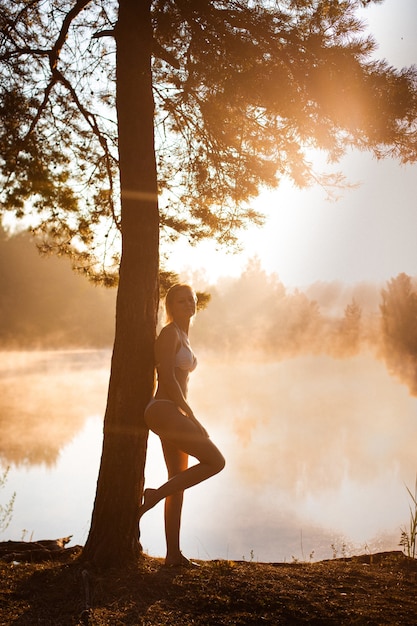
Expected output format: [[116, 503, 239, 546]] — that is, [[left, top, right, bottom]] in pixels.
[[0, 229, 116, 348], [2, 228, 417, 396]]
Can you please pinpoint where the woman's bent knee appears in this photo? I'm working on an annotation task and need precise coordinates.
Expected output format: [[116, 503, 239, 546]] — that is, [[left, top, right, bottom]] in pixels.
[[212, 450, 226, 475]]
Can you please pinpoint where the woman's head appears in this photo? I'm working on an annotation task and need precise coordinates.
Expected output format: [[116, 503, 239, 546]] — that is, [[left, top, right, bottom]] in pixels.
[[165, 284, 197, 324]]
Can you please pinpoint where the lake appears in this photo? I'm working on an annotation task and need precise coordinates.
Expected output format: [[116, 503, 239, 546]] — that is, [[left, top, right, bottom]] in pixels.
[[1, 349, 416, 562]]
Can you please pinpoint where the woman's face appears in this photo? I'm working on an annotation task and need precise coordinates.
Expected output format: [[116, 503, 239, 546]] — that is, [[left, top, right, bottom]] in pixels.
[[169, 287, 197, 323]]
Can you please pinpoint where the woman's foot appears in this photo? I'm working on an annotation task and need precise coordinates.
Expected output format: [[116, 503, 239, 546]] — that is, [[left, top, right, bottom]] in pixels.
[[164, 552, 200, 568], [138, 488, 159, 519]]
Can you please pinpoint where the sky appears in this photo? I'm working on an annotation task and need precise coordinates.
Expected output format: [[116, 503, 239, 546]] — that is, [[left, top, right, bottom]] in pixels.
[[169, 0, 417, 289]]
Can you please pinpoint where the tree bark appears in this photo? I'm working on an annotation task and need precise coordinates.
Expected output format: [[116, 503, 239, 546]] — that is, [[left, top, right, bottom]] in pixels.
[[82, 0, 159, 567]]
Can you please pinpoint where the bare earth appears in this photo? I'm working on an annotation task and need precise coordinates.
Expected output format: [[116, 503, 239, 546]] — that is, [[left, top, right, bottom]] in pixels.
[[1, 549, 417, 625]]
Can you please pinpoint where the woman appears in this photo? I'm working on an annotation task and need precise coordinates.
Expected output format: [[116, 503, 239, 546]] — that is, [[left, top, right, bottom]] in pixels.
[[141, 283, 225, 567]]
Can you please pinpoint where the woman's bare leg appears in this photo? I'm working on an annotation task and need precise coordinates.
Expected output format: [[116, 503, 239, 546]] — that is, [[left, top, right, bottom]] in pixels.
[[161, 439, 188, 565], [140, 403, 225, 518]]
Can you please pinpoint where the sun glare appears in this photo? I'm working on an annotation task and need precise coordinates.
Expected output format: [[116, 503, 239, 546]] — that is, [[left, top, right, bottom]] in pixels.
[[171, 145, 417, 290]]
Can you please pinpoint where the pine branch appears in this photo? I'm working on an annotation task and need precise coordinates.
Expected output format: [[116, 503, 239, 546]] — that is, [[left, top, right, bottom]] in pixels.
[[49, 0, 92, 71], [51, 67, 120, 230]]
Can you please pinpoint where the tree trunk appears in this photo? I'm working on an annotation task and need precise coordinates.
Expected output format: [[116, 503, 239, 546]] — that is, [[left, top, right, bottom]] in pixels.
[[82, 0, 159, 568]]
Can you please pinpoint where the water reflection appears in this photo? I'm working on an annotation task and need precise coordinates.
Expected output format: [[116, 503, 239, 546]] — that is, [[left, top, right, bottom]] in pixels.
[[1, 350, 416, 562], [0, 350, 110, 466]]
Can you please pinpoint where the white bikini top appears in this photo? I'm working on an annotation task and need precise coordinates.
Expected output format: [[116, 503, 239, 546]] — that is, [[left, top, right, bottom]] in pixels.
[[174, 323, 197, 372]]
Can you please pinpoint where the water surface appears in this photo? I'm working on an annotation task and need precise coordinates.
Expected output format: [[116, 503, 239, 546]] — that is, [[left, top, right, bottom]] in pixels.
[[1, 350, 416, 562]]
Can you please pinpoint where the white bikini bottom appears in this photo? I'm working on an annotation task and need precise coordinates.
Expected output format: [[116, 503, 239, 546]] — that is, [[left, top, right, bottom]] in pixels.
[[145, 397, 175, 413]]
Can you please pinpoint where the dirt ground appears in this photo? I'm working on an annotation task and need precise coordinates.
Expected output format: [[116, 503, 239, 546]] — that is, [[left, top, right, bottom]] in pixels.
[[1, 549, 417, 625]]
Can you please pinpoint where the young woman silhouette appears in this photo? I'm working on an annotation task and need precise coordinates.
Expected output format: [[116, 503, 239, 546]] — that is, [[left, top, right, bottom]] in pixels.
[[140, 284, 225, 566]]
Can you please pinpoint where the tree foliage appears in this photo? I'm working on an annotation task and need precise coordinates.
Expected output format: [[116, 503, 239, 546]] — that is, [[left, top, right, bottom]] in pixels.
[[0, 226, 116, 346], [1, 0, 416, 283], [338, 297, 362, 354], [380, 273, 417, 395], [380, 273, 417, 357]]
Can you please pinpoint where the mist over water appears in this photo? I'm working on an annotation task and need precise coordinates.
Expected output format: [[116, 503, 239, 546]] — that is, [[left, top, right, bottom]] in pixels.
[[0, 351, 110, 544], [0, 350, 110, 466], [1, 348, 414, 562], [1, 260, 417, 560], [179, 353, 417, 561]]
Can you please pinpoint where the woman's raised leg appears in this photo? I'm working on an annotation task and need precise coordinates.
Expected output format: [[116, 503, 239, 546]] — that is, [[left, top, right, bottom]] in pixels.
[[140, 402, 225, 518]]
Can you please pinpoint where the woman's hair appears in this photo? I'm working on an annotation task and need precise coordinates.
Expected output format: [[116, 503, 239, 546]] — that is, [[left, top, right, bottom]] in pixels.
[[165, 284, 196, 323]]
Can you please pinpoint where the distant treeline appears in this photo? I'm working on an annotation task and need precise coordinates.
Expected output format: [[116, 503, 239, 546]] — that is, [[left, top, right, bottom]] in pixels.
[[191, 260, 417, 395], [0, 229, 116, 347], [192, 258, 379, 359], [2, 230, 417, 395]]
